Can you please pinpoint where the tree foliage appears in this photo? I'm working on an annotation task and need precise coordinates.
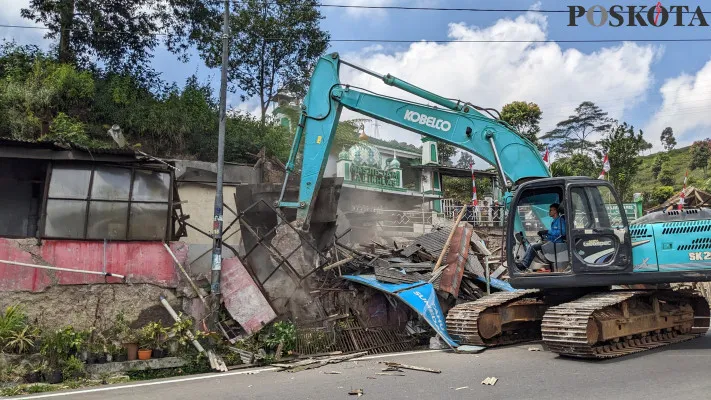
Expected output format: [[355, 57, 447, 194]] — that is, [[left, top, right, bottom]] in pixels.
[[192, 0, 329, 122], [597, 122, 647, 201], [0, 41, 290, 162], [542, 101, 613, 157], [658, 164, 676, 186], [649, 186, 675, 206], [551, 154, 597, 177], [500, 101, 543, 149], [651, 153, 669, 179], [660, 127, 677, 152], [689, 139, 711, 177], [20, 0, 206, 77], [456, 152, 476, 169], [437, 142, 457, 165]]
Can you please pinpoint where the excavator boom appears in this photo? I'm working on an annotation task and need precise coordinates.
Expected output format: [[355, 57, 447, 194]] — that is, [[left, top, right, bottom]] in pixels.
[[277, 52, 549, 228]]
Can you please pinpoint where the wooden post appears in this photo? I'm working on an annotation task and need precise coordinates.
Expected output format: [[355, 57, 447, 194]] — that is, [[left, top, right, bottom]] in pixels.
[[429, 206, 467, 283]]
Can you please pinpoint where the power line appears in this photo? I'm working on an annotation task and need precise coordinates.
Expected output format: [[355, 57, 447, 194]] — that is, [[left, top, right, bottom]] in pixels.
[[5, 23, 711, 43], [213, 1, 711, 15]]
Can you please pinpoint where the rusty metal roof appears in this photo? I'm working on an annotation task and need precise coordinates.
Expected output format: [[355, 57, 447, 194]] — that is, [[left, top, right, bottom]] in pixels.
[[401, 228, 451, 257]]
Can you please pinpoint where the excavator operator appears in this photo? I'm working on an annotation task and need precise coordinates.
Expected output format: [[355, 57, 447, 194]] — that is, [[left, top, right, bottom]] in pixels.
[[517, 203, 566, 271]]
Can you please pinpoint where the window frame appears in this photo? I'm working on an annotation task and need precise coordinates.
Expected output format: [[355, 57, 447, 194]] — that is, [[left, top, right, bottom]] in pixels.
[[39, 161, 173, 241]]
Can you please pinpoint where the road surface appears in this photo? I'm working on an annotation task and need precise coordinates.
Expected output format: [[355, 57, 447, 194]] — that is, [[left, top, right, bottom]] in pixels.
[[13, 334, 711, 400]]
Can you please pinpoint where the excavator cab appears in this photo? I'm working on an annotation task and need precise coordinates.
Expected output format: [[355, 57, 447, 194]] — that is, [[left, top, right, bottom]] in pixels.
[[506, 177, 633, 288]]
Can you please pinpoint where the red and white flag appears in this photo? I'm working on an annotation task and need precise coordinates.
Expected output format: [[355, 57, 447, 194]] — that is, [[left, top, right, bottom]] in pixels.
[[678, 170, 688, 210], [542, 147, 550, 171], [598, 153, 610, 180], [470, 162, 478, 207]]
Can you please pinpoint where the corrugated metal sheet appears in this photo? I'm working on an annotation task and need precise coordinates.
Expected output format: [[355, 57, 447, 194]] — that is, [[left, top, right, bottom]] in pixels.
[[401, 228, 450, 257], [439, 225, 473, 297]]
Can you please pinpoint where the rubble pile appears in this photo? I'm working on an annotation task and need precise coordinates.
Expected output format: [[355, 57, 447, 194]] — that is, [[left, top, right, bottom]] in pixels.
[[328, 225, 511, 305]]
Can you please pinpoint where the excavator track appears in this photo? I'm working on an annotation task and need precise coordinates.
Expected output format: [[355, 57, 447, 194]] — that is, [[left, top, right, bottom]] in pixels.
[[542, 290, 710, 359], [446, 290, 547, 346]]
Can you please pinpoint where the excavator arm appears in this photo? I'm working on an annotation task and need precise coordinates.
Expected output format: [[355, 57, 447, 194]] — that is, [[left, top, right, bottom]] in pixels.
[[278, 52, 550, 228]]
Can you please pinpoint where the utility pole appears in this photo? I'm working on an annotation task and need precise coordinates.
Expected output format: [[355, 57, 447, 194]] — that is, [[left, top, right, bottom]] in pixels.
[[209, 0, 230, 330]]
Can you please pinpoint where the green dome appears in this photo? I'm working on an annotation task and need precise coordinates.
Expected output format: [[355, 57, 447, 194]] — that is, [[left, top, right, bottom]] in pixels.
[[338, 147, 350, 161], [389, 157, 401, 169]]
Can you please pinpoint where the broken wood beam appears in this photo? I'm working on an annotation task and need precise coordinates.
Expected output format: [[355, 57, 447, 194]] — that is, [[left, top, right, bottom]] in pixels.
[[379, 362, 441, 374]]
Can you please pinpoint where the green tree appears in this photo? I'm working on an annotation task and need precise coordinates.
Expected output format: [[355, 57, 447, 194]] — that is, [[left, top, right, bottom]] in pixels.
[[553, 154, 597, 177], [500, 101, 543, 149], [660, 127, 677, 152], [651, 153, 669, 180], [649, 186, 675, 206], [689, 139, 711, 177], [541, 101, 613, 157], [437, 142, 457, 165], [658, 164, 675, 186], [550, 161, 573, 177], [195, 0, 329, 122], [597, 122, 647, 201], [20, 0, 203, 75], [456, 152, 476, 169]]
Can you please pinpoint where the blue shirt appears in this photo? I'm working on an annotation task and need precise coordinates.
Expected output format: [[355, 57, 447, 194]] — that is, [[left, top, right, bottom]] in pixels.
[[548, 216, 566, 243]]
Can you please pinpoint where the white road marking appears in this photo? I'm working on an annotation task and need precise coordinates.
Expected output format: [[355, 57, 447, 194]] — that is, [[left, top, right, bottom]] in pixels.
[[15, 367, 279, 399], [16, 349, 448, 399]]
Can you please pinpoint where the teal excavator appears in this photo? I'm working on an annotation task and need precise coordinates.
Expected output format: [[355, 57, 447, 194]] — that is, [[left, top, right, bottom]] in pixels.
[[277, 52, 711, 358]]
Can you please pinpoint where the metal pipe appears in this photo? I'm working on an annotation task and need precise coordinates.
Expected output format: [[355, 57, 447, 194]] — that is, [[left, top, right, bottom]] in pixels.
[[209, 0, 230, 328], [160, 295, 205, 354], [487, 135, 511, 189], [0, 259, 125, 279], [163, 243, 208, 308]]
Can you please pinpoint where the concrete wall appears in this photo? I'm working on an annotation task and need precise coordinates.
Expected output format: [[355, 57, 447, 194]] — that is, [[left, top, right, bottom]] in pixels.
[[176, 184, 242, 277], [0, 238, 190, 331]]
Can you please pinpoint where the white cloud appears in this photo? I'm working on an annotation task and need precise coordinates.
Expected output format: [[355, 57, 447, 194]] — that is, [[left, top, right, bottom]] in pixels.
[[334, 12, 659, 161], [645, 58, 711, 150], [0, 0, 49, 47]]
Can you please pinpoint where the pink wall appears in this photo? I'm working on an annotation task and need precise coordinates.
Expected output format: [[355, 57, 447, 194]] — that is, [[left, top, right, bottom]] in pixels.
[[0, 238, 186, 292]]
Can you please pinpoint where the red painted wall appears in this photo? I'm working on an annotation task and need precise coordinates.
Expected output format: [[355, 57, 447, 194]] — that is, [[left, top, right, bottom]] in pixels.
[[0, 238, 186, 292]]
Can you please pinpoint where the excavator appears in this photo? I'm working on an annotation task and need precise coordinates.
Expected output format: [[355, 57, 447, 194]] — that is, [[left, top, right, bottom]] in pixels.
[[275, 52, 711, 359]]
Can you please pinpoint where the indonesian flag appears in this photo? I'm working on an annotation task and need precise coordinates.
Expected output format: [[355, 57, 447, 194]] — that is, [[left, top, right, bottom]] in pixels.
[[598, 153, 610, 180], [470, 162, 478, 207], [678, 170, 688, 210], [542, 147, 551, 171]]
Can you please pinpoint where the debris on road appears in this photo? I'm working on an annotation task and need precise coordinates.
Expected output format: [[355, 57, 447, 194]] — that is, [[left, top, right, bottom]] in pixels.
[[274, 351, 368, 372], [481, 377, 498, 385], [454, 345, 486, 354], [323, 371, 342, 374], [455, 386, 469, 391], [376, 372, 406, 376], [380, 362, 441, 374], [348, 389, 364, 397], [528, 346, 543, 352]]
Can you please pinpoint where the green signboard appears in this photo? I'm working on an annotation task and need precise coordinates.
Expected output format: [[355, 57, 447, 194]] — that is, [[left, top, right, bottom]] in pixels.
[[606, 203, 639, 224]]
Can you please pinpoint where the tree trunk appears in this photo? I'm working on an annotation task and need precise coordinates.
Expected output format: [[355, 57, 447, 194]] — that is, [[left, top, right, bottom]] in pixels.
[[58, 0, 76, 63]]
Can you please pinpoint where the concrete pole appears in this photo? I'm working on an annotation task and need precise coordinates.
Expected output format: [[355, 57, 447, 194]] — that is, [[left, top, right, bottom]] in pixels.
[[209, 0, 230, 329]]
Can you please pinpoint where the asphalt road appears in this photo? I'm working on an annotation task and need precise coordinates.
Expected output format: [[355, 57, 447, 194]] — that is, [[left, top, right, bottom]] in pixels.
[[14, 334, 711, 400]]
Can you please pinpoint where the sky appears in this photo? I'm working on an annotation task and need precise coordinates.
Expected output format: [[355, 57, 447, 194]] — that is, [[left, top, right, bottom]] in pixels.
[[3, 0, 711, 167]]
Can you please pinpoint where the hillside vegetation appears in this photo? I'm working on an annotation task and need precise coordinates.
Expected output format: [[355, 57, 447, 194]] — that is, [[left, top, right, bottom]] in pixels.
[[631, 145, 710, 206]]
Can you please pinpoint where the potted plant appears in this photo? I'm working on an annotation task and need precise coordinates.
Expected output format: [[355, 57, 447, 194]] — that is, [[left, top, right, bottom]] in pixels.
[[62, 355, 86, 380], [145, 322, 168, 358], [23, 361, 46, 383], [39, 327, 86, 384], [114, 311, 139, 361]]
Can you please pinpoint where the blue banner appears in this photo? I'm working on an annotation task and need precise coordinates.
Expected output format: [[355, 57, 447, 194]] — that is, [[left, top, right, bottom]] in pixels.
[[342, 274, 459, 348]]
